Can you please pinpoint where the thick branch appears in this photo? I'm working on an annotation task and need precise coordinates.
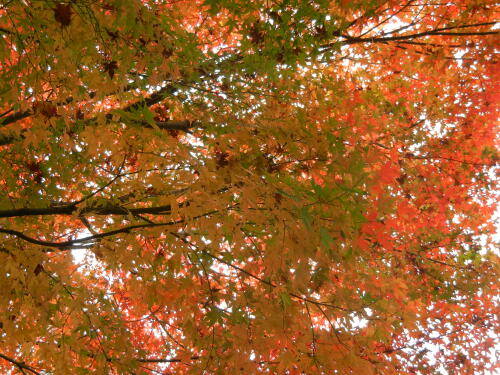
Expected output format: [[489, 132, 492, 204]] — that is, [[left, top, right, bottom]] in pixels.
[[0, 118, 197, 147], [0, 185, 230, 219], [143, 119, 201, 132], [138, 356, 200, 363], [0, 208, 222, 249], [320, 23, 499, 49], [0, 84, 146, 129], [0, 110, 31, 127], [341, 30, 498, 45], [0, 221, 180, 249], [0, 202, 177, 218], [0, 131, 16, 146], [0, 353, 41, 375], [0, 83, 188, 146]]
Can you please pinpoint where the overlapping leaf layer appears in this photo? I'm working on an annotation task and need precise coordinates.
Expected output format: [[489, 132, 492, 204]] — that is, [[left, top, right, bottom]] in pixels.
[[0, 1, 498, 374]]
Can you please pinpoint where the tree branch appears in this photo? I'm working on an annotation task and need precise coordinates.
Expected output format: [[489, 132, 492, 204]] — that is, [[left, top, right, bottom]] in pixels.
[[0, 110, 31, 128], [138, 356, 200, 363], [0, 185, 230, 219], [0, 202, 176, 218], [0, 209, 222, 249], [0, 353, 41, 375], [0, 84, 143, 129], [0, 83, 191, 146], [0, 131, 16, 146], [340, 30, 498, 45], [0, 118, 198, 147], [321, 23, 498, 49]]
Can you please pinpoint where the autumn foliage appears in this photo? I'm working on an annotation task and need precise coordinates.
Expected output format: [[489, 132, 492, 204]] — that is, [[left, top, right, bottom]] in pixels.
[[0, 1, 498, 374]]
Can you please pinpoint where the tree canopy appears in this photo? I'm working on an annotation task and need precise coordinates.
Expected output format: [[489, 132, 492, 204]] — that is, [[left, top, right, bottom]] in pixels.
[[0, 1, 498, 374]]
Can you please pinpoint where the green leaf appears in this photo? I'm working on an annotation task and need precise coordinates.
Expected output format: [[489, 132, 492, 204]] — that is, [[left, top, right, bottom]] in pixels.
[[141, 106, 157, 129], [205, 307, 225, 326], [300, 206, 313, 229], [279, 292, 292, 307], [320, 227, 334, 248]]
